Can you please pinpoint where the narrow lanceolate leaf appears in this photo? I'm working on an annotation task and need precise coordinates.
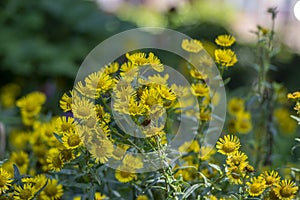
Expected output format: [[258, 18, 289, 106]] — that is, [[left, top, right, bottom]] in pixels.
[[13, 164, 23, 188], [182, 183, 204, 199]]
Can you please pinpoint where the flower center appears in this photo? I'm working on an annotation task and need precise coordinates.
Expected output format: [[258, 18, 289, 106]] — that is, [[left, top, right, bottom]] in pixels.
[[19, 189, 32, 199], [0, 176, 6, 187], [45, 184, 57, 197], [250, 183, 261, 193], [265, 176, 276, 185], [68, 135, 81, 147], [280, 186, 293, 197], [222, 142, 235, 153]]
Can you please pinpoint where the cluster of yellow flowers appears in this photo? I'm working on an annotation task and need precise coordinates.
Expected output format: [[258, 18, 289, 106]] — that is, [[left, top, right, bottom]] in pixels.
[[0, 34, 299, 199], [216, 134, 298, 199], [227, 97, 252, 134]]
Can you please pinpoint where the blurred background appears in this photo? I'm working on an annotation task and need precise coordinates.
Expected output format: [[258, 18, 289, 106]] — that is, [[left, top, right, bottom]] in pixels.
[[1, 0, 300, 105]]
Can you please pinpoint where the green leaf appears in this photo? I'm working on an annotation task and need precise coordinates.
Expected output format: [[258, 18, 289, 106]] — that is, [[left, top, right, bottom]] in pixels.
[[208, 163, 222, 175], [13, 164, 23, 188], [182, 183, 204, 199]]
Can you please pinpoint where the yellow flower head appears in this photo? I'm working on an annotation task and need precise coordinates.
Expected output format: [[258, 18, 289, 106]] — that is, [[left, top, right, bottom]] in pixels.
[[10, 151, 29, 175], [226, 166, 245, 185], [115, 165, 137, 183], [215, 34, 236, 47], [0, 168, 12, 195], [273, 179, 298, 200], [287, 91, 300, 100], [228, 97, 244, 116], [103, 62, 119, 74], [59, 90, 73, 112], [47, 148, 64, 172], [190, 68, 207, 80], [13, 183, 37, 200], [260, 170, 281, 186], [122, 154, 144, 170], [181, 39, 203, 53], [39, 179, 64, 200], [216, 135, 240, 155], [235, 112, 252, 134], [215, 49, 238, 67], [72, 97, 95, 119], [62, 129, 82, 150], [246, 176, 266, 197], [226, 151, 248, 168], [136, 195, 149, 200], [191, 83, 209, 97], [90, 139, 114, 164]]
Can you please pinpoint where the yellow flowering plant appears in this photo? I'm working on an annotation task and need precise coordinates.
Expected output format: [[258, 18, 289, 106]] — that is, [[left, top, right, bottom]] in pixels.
[[0, 7, 299, 200]]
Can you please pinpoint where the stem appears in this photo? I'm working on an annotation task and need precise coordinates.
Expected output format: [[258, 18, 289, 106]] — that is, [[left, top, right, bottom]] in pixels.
[[0, 122, 6, 159]]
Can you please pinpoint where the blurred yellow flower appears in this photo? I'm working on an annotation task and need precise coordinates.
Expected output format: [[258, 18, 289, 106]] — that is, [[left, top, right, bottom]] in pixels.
[[39, 179, 63, 200], [181, 39, 203, 53], [191, 83, 209, 97], [228, 97, 244, 116]]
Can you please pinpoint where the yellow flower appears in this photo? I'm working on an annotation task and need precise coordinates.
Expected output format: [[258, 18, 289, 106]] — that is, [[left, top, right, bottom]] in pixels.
[[72, 97, 95, 119], [199, 146, 216, 161], [189, 68, 207, 80], [260, 170, 281, 186], [94, 192, 107, 200], [273, 179, 298, 200], [215, 34, 236, 47], [89, 139, 114, 164], [216, 135, 240, 155], [10, 151, 29, 174], [95, 105, 111, 124], [287, 91, 300, 100], [136, 195, 149, 200], [274, 108, 297, 134], [235, 112, 252, 134], [0, 83, 20, 108], [179, 140, 200, 153], [226, 151, 248, 167], [228, 97, 244, 116], [191, 83, 209, 97], [59, 90, 73, 112], [0, 168, 12, 195], [115, 166, 137, 183], [144, 74, 169, 86], [75, 81, 97, 99], [126, 52, 162, 71], [46, 148, 64, 172], [181, 39, 203, 53], [85, 71, 114, 95], [39, 179, 63, 200], [16, 92, 46, 125], [122, 154, 144, 170], [140, 87, 163, 109], [215, 49, 238, 67], [226, 166, 245, 185], [13, 183, 37, 200], [9, 130, 30, 150], [157, 85, 176, 101], [128, 97, 145, 116], [103, 62, 119, 74], [246, 177, 266, 196], [55, 116, 77, 135], [62, 129, 82, 149]]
